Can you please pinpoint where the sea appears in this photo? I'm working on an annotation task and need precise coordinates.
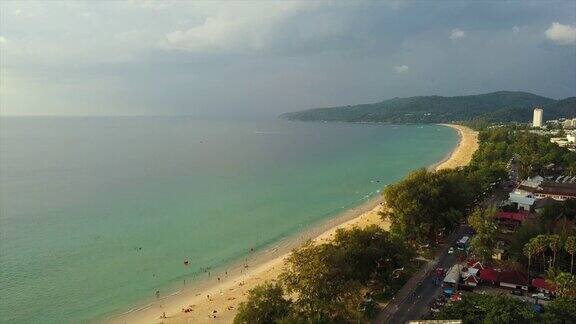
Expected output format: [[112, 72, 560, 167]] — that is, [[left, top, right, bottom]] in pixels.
[[0, 117, 457, 323]]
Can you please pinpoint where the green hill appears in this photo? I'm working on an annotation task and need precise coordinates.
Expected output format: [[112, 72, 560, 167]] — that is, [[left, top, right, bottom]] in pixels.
[[281, 91, 576, 124]]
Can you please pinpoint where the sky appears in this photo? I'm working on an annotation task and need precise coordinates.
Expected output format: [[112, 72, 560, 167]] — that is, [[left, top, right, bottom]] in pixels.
[[0, 0, 575, 117]]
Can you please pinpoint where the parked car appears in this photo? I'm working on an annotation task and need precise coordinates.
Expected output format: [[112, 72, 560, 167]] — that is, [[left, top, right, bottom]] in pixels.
[[532, 293, 551, 300], [448, 247, 454, 254], [510, 289, 523, 296]]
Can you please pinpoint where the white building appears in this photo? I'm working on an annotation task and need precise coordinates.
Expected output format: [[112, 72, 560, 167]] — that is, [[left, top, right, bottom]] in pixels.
[[508, 192, 536, 211], [563, 118, 576, 129], [533, 108, 543, 128], [443, 264, 480, 288]]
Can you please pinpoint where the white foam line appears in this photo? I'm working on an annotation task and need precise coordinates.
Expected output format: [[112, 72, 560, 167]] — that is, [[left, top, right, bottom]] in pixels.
[[118, 303, 154, 316]]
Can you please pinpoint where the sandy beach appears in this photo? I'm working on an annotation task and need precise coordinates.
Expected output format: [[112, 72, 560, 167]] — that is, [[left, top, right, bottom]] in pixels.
[[108, 124, 478, 324]]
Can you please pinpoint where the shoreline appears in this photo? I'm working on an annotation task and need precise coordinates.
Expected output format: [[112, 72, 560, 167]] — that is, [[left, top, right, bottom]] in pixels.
[[107, 124, 478, 324], [427, 123, 463, 171]]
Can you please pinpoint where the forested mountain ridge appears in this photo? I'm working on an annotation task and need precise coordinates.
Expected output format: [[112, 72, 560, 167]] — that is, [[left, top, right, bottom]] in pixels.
[[281, 91, 576, 124]]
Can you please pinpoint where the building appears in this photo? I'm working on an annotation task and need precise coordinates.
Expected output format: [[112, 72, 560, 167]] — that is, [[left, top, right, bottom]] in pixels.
[[519, 176, 544, 189], [563, 118, 576, 129], [498, 270, 529, 291], [443, 264, 480, 288], [532, 278, 556, 296], [508, 192, 536, 211], [514, 175, 576, 201], [517, 181, 576, 201], [550, 137, 570, 147], [479, 267, 499, 285], [533, 108, 543, 128], [496, 211, 529, 223]]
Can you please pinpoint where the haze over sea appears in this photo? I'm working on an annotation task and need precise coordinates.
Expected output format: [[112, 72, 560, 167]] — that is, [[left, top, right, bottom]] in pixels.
[[0, 117, 457, 323]]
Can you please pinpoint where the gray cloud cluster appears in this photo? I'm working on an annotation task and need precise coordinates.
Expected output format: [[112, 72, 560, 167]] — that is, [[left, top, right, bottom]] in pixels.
[[0, 0, 575, 116]]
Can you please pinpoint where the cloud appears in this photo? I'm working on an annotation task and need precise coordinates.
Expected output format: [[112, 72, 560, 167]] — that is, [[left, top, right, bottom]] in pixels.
[[512, 26, 520, 34], [161, 2, 320, 53], [394, 65, 409, 73], [545, 22, 576, 45], [449, 28, 466, 40]]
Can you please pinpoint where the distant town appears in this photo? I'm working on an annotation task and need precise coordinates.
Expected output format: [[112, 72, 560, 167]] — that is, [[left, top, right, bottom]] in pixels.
[[392, 108, 576, 324], [528, 107, 576, 152]]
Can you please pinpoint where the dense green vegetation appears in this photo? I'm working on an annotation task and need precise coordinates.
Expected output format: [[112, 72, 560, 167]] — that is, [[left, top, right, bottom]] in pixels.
[[541, 296, 576, 323], [383, 169, 476, 243], [282, 91, 575, 124], [468, 127, 576, 179], [468, 206, 498, 263], [435, 294, 576, 324], [507, 199, 576, 282], [234, 225, 414, 323], [435, 294, 536, 323], [383, 126, 576, 246], [234, 283, 292, 324]]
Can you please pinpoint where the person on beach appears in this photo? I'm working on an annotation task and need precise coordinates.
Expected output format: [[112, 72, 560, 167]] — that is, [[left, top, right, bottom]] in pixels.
[[155, 290, 160, 299]]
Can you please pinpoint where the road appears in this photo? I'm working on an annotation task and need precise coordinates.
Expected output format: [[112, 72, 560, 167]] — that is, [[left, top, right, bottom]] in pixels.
[[373, 225, 468, 323], [373, 170, 516, 324]]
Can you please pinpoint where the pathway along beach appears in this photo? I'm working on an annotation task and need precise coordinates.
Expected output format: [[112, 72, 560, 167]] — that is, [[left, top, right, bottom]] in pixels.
[[108, 124, 479, 324]]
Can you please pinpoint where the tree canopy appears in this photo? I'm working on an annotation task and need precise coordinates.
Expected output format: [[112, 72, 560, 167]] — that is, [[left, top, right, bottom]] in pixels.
[[383, 168, 475, 243], [468, 207, 498, 262], [234, 283, 292, 324], [434, 294, 535, 324], [235, 225, 414, 323]]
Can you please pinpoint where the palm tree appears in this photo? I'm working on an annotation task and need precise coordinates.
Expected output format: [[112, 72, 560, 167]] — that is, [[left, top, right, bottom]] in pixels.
[[533, 235, 549, 272], [548, 234, 561, 269], [524, 241, 537, 279], [565, 236, 576, 274]]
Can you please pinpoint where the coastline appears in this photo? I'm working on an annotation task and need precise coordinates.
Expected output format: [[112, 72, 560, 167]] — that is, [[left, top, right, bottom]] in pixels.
[[434, 124, 479, 171], [108, 124, 478, 324]]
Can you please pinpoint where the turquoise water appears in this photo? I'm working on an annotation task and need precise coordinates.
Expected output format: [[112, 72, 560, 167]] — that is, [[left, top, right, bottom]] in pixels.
[[0, 117, 457, 323]]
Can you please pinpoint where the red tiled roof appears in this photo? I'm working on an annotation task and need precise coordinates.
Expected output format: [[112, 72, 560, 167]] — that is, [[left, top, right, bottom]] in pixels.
[[496, 211, 528, 222], [498, 270, 529, 286], [532, 278, 556, 292], [480, 267, 498, 282]]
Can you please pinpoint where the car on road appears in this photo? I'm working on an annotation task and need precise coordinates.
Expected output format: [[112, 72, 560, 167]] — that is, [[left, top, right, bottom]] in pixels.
[[510, 289, 523, 296], [448, 247, 454, 254]]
